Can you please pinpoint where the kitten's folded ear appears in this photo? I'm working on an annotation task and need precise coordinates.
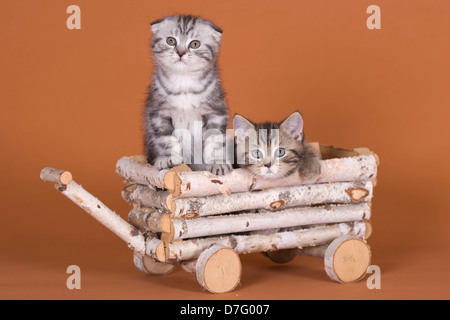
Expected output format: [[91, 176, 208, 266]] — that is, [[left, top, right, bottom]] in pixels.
[[150, 17, 165, 33], [280, 111, 304, 142], [206, 21, 223, 42], [207, 22, 223, 34]]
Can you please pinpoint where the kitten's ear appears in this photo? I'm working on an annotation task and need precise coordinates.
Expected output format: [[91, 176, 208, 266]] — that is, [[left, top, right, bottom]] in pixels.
[[280, 111, 304, 141], [233, 114, 255, 143], [150, 17, 165, 33], [233, 114, 254, 133], [207, 22, 223, 42], [207, 21, 223, 34]]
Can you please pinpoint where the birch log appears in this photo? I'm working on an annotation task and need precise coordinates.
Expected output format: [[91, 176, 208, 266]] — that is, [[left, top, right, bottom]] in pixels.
[[41, 174, 146, 255], [133, 251, 175, 276], [267, 222, 372, 263], [296, 237, 371, 283], [145, 237, 167, 263], [168, 181, 372, 218], [295, 222, 372, 258], [128, 207, 170, 233], [155, 221, 366, 262], [116, 156, 191, 189], [164, 155, 378, 198], [262, 249, 297, 264], [122, 184, 171, 211], [324, 236, 371, 283], [164, 203, 370, 242], [40, 167, 73, 185], [116, 156, 167, 188], [195, 244, 242, 294]]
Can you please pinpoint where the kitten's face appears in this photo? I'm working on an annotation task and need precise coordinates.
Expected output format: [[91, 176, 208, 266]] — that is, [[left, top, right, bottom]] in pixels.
[[150, 15, 222, 73], [234, 112, 305, 179]]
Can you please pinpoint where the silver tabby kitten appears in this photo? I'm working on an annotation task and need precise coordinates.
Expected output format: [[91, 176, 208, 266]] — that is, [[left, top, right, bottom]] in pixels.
[[233, 111, 321, 179], [144, 15, 231, 175]]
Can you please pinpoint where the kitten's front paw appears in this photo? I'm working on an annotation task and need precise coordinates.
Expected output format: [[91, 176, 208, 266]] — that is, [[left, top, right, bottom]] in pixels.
[[206, 163, 233, 176], [153, 156, 182, 170]]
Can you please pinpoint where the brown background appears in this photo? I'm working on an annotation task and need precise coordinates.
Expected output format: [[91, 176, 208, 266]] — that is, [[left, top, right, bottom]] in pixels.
[[1, 0, 449, 299]]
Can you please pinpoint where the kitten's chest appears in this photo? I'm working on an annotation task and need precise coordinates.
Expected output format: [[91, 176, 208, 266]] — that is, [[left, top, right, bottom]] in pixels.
[[157, 72, 212, 131], [167, 94, 203, 111], [168, 74, 202, 92], [168, 94, 203, 131]]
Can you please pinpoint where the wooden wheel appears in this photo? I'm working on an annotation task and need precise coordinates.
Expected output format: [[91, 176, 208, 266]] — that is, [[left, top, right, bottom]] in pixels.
[[262, 249, 297, 264], [324, 236, 371, 283], [196, 244, 242, 294], [133, 251, 174, 276]]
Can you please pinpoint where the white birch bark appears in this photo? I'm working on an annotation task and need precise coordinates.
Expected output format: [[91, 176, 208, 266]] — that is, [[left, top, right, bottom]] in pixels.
[[165, 155, 377, 198], [122, 184, 170, 211], [128, 207, 169, 233], [169, 181, 372, 218], [158, 221, 366, 262], [53, 180, 146, 254], [116, 156, 168, 188], [167, 203, 370, 241]]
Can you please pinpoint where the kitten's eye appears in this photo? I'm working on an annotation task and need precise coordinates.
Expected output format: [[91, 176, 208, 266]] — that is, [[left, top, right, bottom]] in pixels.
[[189, 40, 201, 49], [166, 37, 177, 46], [274, 148, 286, 158], [251, 150, 263, 159]]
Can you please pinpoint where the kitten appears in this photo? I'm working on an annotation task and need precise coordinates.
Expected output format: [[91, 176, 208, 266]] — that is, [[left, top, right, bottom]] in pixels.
[[144, 15, 231, 175], [233, 111, 321, 179]]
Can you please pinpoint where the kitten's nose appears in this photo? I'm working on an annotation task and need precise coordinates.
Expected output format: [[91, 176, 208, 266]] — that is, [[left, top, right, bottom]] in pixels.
[[264, 163, 271, 168], [177, 50, 186, 58]]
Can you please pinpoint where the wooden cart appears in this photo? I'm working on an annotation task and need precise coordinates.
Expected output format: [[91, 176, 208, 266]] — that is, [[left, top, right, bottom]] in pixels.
[[41, 143, 379, 293]]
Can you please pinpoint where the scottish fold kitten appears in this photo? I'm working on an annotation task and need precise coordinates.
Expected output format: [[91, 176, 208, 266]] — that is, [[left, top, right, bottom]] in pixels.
[[233, 112, 321, 179], [144, 15, 231, 175]]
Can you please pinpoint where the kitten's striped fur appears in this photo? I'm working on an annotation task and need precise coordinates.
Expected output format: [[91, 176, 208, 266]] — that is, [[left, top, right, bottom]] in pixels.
[[144, 15, 231, 175], [233, 112, 321, 179]]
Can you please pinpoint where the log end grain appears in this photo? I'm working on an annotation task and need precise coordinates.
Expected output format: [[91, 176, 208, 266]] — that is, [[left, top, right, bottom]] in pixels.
[[159, 214, 172, 234], [163, 164, 192, 195], [165, 193, 175, 212], [160, 220, 175, 243], [40, 167, 73, 185], [59, 171, 73, 185], [324, 236, 371, 283], [163, 172, 181, 196], [196, 244, 242, 294], [363, 221, 372, 240], [155, 241, 168, 263]]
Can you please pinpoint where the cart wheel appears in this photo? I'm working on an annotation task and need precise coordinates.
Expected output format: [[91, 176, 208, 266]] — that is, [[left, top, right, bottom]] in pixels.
[[262, 249, 297, 264], [133, 251, 174, 276], [324, 236, 371, 283], [196, 244, 242, 294]]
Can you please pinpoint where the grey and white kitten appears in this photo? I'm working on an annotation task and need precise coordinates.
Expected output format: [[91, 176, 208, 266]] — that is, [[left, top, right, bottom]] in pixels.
[[144, 15, 231, 175], [233, 111, 321, 179]]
